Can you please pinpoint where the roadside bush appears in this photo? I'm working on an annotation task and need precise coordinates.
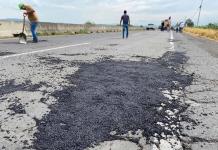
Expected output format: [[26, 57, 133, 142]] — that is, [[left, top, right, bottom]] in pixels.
[[207, 23, 218, 30], [85, 21, 95, 26], [78, 29, 89, 34], [197, 23, 218, 30], [184, 27, 218, 41]]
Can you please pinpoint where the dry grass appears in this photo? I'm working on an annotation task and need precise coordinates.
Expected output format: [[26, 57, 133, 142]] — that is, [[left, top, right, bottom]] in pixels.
[[184, 27, 218, 41]]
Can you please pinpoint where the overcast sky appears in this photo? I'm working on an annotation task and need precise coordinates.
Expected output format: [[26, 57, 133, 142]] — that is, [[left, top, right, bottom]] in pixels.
[[0, 0, 217, 25]]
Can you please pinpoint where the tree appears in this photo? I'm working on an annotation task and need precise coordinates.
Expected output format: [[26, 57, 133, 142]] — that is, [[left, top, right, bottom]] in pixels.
[[186, 19, 194, 27], [207, 23, 218, 29], [85, 21, 95, 26]]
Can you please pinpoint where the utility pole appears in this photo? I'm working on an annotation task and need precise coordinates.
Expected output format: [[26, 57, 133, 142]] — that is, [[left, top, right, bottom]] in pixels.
[[197, 0, 204, 26]]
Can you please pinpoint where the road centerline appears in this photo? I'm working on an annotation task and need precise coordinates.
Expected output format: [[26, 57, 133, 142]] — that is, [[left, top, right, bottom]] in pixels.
[[0, 42, 90, 60], [169, 31, 175, 51]]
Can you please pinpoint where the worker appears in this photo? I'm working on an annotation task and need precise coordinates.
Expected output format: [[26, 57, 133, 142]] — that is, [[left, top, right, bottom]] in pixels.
[[167, 16, 172, 31], [18, 3, 39, 43], [120, 10, 130, 39], [179, 21, 185, 33]]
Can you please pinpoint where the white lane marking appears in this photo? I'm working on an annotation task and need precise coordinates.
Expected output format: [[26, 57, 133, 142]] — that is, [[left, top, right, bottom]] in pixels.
[[170, 30, 174, 40], [0, 43, 90, 60], [169, 31, 175, 51]]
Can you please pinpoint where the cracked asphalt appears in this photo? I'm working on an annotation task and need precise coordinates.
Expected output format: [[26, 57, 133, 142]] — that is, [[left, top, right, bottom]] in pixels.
[[174, 33, 218, 150], [0, 31, 217, 150]]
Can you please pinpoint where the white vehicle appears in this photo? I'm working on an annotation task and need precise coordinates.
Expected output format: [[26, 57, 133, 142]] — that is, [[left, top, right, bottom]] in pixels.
[[146, 24, 156, 30]]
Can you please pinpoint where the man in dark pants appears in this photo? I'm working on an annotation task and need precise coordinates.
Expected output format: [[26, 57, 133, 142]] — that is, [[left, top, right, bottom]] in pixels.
[[19, 3, 39, 43], [120, 10, 130, 39]]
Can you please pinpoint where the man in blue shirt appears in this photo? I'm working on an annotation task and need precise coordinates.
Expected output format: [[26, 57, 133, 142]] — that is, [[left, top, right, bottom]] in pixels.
[[120, 10, 130, 39]]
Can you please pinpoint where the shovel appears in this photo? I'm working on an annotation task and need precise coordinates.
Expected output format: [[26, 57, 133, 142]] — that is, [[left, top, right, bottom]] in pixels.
[[13, 15, 27, 44]]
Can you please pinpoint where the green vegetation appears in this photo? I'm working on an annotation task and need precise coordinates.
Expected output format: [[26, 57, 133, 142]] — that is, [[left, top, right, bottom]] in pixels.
[[77, 29, 89, 34], [186, 19, 194, 27], [85, 21, 95, 26], [38, 29, 91, 36], [38, 31, 74, 36], [196, 23, 218, 30], [35, 23, 143, 37], [204, 23, 218, 29]]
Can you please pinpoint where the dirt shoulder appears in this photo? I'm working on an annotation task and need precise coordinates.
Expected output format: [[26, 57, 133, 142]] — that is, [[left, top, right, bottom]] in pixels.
[[184, 27, 218, 42]]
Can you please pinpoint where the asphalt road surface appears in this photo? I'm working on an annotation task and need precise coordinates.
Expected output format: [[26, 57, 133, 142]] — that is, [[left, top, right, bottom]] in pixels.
[[0, 31, 217, 150]]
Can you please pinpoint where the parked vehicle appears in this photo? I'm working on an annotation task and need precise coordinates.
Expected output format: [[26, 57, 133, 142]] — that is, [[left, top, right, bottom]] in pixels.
[[146, 24, 155, 30]]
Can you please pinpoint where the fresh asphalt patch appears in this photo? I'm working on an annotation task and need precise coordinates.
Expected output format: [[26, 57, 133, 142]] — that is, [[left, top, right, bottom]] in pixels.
[[94, 48, 108, 51], [8, 101, 26, 114], [0, 80, 41, 96], [108, 44, 119, 47], [61, 53, 89, 56], [32, 51, 193, 150], [37, 56, 67, 65], [61, 53, 96, 57]]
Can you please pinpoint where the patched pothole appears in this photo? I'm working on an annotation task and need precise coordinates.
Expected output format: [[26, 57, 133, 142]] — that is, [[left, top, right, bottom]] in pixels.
[[34, 52, 193, 150]]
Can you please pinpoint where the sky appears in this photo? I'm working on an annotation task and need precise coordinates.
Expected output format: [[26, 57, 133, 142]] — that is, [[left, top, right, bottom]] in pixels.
[[0, 0, 217, 25]]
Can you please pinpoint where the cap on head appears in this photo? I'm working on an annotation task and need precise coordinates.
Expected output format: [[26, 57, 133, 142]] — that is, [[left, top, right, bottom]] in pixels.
[[18, 3, 25, 9], [124, 10, 127, 14]]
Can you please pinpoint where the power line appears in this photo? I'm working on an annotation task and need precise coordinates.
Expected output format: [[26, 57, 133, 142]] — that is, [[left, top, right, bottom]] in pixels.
[[191, 9, 199, 20], [186, 1, 201, 23], [197, 0, 204, 26]]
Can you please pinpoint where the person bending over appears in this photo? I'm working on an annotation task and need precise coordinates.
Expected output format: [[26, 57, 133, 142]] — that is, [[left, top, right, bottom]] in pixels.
[[19, 3, 39, 43]]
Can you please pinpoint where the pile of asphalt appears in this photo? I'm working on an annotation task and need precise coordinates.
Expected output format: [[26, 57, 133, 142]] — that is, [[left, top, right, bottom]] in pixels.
[[33, 52, 193, 150]]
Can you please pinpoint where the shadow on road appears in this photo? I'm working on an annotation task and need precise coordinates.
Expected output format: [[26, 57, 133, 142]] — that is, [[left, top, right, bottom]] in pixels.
[[0, 52, 16, 56], [0, 40, 48, 45]]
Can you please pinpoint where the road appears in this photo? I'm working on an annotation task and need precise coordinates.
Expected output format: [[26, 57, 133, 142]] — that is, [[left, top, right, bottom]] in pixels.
[[174, 33, 218, 150], [0, 31, 217, 150]]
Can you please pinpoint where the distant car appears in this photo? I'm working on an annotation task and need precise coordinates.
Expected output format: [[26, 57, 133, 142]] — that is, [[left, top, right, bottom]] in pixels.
[[158, 25, 162, 30], [146, 24, 155, 30]]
